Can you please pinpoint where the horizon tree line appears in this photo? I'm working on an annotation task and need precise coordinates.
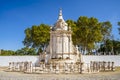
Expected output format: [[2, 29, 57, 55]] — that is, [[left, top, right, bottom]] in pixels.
[[0, 16, 120, 55]]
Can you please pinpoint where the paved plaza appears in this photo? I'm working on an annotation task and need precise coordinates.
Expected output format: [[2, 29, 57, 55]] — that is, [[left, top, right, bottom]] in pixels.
[[0, 67, 120, 80]]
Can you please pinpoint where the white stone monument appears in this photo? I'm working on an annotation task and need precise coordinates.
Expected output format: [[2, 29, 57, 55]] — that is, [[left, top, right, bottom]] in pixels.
[[45, 9, 82, 63]]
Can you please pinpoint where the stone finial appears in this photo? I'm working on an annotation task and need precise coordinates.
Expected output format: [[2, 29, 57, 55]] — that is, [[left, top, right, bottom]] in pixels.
[[58, 8, 64, 20]]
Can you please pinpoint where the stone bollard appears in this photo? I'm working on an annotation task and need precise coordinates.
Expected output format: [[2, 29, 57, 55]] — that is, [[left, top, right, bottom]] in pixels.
[[90, 61, 93, 72], [29, 61, 33, 73], [24, 61, 28, 72], [19, 62, 22, 72], [55, 63, 59, 74], [86, 63, 90, 73], [95, 62, 97, 72], [12, 62, 15, 71], [27, 61, 30, 72], [93, 61, 96, 72], [108, 61, 110, 70], [111, 62, 115, 71], [34, 63, 38, 72], [70, 62, 74, 73], [80, 62, 83, 74], [96, 62, 99, 72], [43, 63, 46, 73], [39, 62, 43, 73], [9, 62, 12, 71], [14, 62, 17, 71], [103, 61, 106, 71], [78, 63, 81, 73], [64, 62, 68, 73], [49, 62, 53, 73], [21, 62, 24, 72], [98, 61, 101, 71], [16, 62, 20, 71]]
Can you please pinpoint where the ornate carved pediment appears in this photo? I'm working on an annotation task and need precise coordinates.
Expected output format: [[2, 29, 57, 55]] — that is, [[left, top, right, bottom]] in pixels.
[[52, 9, 68, 31]]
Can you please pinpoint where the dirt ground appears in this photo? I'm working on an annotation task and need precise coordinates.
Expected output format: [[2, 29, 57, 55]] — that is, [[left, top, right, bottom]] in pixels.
[[0, 67, 120, 80]]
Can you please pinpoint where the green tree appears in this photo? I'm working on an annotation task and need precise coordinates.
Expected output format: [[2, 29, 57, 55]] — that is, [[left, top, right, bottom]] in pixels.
[[101, 21, 112, 53], [66, 20, 78, 45], [15, 47, 36, 55], [0, 49, 15, 56], [112, 40, 120, 55], [98, 39, 120, 55], [76, 16, 103, 54], [23, 24, 50, 53]]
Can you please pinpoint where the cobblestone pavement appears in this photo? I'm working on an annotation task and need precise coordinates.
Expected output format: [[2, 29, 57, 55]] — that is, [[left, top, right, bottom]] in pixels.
[[0, 68, 120, 80]]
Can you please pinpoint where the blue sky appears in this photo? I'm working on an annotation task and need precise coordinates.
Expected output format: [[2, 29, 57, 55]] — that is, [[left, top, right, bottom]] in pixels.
[[0, 0, 120, 51]]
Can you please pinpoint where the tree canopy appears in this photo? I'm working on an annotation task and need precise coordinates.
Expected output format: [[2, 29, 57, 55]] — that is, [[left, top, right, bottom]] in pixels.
[[0, 47, 36, 56], [0, 49, 15, 56], [1, 16, 118, 56], [98, 39, 120, 55], [23, 24, 50, 53], [15, 47, 36, 55], [66, 16, 112, 54], [21, 16, 115, 55]]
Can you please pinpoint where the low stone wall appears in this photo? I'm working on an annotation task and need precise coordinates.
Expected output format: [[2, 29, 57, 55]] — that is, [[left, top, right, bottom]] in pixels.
[[0, 56, 40, 67], [82, 55, 120, 66], [0, 55, 120, 67]]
